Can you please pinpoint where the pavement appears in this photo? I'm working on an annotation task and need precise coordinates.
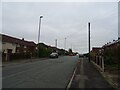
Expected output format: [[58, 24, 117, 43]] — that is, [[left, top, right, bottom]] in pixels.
[[70, 57, 115, 89], [2, 56, 79, 88]]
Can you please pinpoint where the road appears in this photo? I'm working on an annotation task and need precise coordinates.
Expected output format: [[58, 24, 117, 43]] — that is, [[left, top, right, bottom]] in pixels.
[[2, 56, 79, 88]]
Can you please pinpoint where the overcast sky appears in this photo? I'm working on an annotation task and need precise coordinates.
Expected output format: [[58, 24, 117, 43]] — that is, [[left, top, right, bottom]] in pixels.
[[2, 2, 118, 54]]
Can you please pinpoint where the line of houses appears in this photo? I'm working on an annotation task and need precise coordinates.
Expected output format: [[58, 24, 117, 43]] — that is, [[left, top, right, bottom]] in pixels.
[[0, 34, 66, 61], [90, 37, 120, 71], [90, 37, 120, 69], [1, 34, 36, 54], [91, 38, 120, 56]]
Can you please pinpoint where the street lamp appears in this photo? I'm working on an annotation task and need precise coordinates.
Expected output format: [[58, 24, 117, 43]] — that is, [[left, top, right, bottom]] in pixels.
[[64, 37, 67, 50], [38, 15, 43, 57], [38, 16, 43, 44]]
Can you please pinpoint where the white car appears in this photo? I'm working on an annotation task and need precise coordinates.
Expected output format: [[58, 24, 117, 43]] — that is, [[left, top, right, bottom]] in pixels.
[[50, 52, 58, 58]]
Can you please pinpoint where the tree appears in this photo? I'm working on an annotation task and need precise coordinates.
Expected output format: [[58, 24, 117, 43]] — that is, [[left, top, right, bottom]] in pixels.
[[69, 48, 73, 55]]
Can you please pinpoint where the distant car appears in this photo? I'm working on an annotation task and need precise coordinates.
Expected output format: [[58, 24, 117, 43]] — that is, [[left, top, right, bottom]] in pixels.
[[69, 54, 74, 56], [69, 53, 76, 56], [50, 52, 58, 58]]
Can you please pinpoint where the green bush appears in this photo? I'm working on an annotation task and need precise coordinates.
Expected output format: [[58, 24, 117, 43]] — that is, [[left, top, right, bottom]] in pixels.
[[7, 53, 31, 61], [103, 46, 119, 70], [38, 47, 52, 58]]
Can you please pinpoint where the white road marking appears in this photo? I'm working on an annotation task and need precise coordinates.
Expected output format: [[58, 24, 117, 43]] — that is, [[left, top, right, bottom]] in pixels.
[[66, 66, 77, 89]]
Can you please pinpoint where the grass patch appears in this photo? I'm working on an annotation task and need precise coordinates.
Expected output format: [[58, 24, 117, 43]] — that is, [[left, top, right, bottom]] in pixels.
[[105, 64, 120, 71]]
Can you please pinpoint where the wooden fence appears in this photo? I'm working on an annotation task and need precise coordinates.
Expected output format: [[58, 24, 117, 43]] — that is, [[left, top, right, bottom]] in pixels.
[[91, 55, 104, 72]]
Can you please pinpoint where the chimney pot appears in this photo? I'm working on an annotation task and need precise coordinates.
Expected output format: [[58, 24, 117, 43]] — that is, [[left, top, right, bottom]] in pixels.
[[22, 38, 24, 41]]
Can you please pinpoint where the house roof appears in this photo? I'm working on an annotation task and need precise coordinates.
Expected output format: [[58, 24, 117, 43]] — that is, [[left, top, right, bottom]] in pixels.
[[91, 47, 102, 53], [1, 34, 36, 47], [39, 43, 49, 48], [103, 39, 120, 48], [39, 43, 64, 51]]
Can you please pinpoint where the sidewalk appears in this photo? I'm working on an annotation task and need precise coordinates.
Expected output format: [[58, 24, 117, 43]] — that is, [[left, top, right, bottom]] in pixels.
[[70, 58, 114, 88]]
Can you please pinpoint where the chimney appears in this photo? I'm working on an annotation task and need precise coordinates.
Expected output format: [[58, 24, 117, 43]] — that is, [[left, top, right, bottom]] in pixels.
[[118, 37, 120, 40], [113, 40, 115, 42], [22, 38, 24, 41]]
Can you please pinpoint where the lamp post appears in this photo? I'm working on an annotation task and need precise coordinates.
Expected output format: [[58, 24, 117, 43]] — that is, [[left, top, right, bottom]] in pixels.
[[71, 43, 72, 50], [38, 16, 43, 57]]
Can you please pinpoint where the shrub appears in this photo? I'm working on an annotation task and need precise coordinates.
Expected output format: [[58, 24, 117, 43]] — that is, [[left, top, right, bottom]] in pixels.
[[38, 47, 52, 58], [103, 46, 119, 70], [9, 53, 31, 60]]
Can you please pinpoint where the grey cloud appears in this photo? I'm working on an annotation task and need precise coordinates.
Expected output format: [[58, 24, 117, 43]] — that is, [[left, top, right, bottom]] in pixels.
[[2, 2, 118, 54]]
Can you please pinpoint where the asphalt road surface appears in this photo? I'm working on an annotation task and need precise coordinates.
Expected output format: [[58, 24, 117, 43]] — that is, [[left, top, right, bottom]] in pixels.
[[2, 56, 79, 88]]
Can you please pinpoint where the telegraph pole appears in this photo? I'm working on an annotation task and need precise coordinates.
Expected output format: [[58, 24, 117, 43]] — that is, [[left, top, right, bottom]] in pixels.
[[88, 22, 90, 62], [64, 38, 66, 50], [64, 38, 67, 55], [55, 39, 57, 48]]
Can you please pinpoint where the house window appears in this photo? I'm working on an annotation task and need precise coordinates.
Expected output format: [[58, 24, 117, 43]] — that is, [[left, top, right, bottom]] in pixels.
[[2, 49, 5, 53], [17, 50, 19, 53], [24, 50, 26, 53], [7, 49, 12, 53], [16, 44, 20, 47], [12, 43, 15, 46], [2, 42, 6, 44], [24, 46, 27, 48]]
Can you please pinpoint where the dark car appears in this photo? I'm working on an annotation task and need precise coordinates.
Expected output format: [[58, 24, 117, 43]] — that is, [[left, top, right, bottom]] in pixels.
[[50, 52, 58, 58]]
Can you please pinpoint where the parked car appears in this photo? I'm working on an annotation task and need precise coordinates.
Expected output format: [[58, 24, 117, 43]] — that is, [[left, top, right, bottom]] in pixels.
[[49, 52, 58, 58]]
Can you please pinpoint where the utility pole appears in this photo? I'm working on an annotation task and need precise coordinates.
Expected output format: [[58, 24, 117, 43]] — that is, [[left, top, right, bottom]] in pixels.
[[88, 22, 90, 62], [64, 38, 67, 55], [64, 38, 66, 50], [55, 39, 57, 48]]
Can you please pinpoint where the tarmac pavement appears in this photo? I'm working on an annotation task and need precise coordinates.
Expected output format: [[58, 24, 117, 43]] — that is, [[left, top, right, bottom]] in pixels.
[[70, 57, 114, 89]]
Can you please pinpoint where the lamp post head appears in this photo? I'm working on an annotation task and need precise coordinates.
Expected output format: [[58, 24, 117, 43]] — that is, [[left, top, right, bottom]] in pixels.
[[40, 16, 43, 18]]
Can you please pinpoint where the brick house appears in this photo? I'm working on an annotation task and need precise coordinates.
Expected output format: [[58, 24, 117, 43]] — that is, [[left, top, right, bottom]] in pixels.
[[91, 47, 103, 56], [0, 34, 37, 61], [1, 34, 36, 54], [91, 38, 120, 56], [102, 39, 120, 50], [91, 38, 120, 67]]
